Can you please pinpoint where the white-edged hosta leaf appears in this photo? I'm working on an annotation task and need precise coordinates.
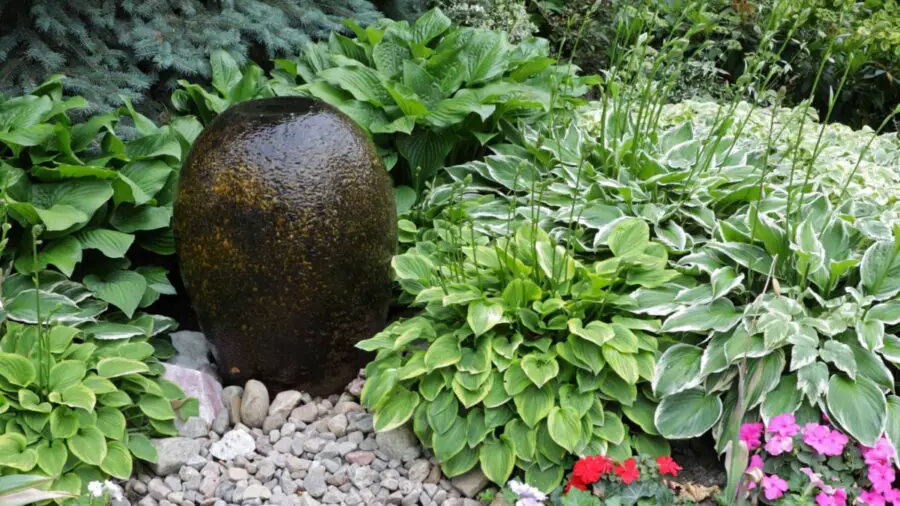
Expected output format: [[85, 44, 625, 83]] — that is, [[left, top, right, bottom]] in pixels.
[[661, 299, 741, 333], [654, 389, 723, 439], [653, 344, 703, 397], [827, 374, 886, 446], [820, 340, 857, 379]]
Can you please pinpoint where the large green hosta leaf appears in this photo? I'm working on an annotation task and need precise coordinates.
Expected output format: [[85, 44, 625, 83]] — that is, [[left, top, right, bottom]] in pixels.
[[655, 389, 723, 439], [827, 374, 886, 446]]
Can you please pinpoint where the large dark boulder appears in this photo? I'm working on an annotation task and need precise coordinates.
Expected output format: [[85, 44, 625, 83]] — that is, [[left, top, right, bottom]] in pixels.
[[175, 97, 397, 396]]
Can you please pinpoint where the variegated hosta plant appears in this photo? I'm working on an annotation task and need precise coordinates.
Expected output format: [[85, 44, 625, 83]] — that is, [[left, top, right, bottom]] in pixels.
[[0, 271, 196, 496], [653, 209, 900, 452], [358, 217, 687, 493]]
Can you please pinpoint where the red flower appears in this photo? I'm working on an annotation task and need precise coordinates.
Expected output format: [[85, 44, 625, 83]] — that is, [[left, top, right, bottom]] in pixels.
[[572, 455, 614, 484], [656, 456, 682, 477], [565, 477, 587, 493], [614, 458, 640, 484]]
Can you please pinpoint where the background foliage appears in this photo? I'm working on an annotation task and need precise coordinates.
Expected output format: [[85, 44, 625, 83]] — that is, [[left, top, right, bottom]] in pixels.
[[0, 0, 382, 113]]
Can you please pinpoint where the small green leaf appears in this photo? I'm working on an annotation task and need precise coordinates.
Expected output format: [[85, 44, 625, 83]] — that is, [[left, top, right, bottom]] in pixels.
[[520, 355, 559, 388], [374, 387, 420, 432], [100, 441, 133, 479], [126, 433, 157, 463], [67, 426, 107, 466], [479, 436, 515, 485], [97, 357, 151, 378], [138, 395, 176, 421], [0, 352, 36, 386], [547, 406, 581, 453], [467, 301, 504, 336]]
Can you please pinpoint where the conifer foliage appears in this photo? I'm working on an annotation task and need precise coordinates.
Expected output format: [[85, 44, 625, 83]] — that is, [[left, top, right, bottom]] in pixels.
[[0, 0, 382, 112]]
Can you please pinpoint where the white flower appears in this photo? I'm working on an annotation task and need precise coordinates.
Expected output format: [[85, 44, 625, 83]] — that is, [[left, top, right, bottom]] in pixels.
[[507, 480, 547, 503], [104, 481, 124, 501], [87, 481, 105, 498]]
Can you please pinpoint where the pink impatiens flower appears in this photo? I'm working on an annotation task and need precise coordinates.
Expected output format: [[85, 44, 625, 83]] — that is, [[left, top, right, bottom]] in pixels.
[[884, 489, 900, 506], [767, 413, 799, 438], [816, 488, 847, 506], [863, 438, 896, 468], [860, 490, 887, 506], [740, 422, 764, 450], [762, 474, 788, 500], [802, 423, 848, 456], [870, 464, 897, 494], [765, 434, 793, 456]]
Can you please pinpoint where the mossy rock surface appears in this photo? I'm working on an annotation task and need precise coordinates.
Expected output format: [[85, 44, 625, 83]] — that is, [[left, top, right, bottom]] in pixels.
[[175, 97, 397, 396]]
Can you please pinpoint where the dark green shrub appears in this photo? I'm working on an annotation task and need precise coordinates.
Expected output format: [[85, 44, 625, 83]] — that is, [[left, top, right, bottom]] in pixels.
[[0, 0, 382, 113]]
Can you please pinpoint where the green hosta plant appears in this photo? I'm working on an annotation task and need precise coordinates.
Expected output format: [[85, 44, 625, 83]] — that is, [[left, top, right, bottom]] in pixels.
[[358, 217, 681, 492], [1, 75, 194, 317], [171, 8, 591, 206], [0, 272, 195, 495]]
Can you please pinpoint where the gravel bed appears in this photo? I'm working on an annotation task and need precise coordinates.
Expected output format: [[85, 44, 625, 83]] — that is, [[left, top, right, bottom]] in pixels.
[[119, 376, 492, 506]]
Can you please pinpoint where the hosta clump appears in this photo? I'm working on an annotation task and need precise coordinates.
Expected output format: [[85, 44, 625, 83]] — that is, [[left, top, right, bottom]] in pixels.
[[358, 217, 680, 492], [1, 75, 192, 319], [0, 275, 195, 496], [171, 8, 590, 203]]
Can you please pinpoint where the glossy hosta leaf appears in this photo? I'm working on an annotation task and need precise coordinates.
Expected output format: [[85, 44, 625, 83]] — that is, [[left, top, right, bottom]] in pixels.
[[467, 301, 504, 336], [126, 433, 157, 463], [424, 335, 462, 371], [655, 389, 723, 439], [827, 375, 886, 446], [513, 384, 554, 428], [601, 348, 639, 385], [36, 440, 67, 476], [0, 352, 36, 386], [607, 218, 649, 258], [661, 299, 741, 333], [653, 344, 702, 397], [95, 407, 127, 441], [547, 407, 581, 453], [67, 426, 107, 466], [520, 355, 558, 388], [432, 419, 467, 461], [138, 395, 176, 421], [885, 396, 900, 470], [101, 441, 133, 479], [50, 407, 79, 439], [479, 436, 515, 485], [83, 270, 147, 318], [761, 374, 802, 423], [97, 357, 151, 378], [49, 361, 87, 392], [374, 387, 419, 432]]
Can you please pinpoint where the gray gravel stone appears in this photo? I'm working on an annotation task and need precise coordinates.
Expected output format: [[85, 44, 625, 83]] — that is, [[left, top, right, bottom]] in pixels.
[[451, 468, 489, 498], [303, 438, 327, 454], [326, 414, 348, 437], [269, 390, 303, 418], [290, 403, 318, 423], [304, 462, 327, 498], [262, 414, 286, 433], [408, 460, 430, 483], [209, 430, 255, 461], [240, 484, 271, 501], [221, 386, 243, 425], [152, 438, 205, 476], [179, 416, 209, 439], [148, 478, 172, 500], [240, 380, 269, 429]]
